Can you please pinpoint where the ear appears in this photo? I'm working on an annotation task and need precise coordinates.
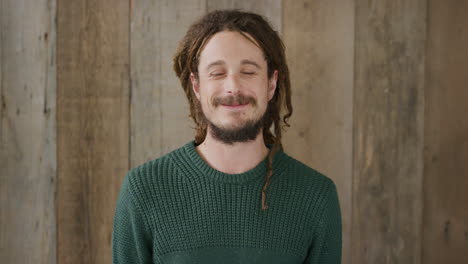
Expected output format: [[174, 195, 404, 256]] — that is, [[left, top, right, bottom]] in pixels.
[[268, 70, 278, 101], [190, 72, 201, 100]]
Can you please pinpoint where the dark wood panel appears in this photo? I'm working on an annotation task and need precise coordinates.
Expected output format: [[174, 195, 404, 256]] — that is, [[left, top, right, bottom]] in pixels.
[[352, 1, 426, 263], [282, 0, 354, 263], [423, 1, 468, 263], [0, 0, 57, 263], [57, 0, 129, 263]]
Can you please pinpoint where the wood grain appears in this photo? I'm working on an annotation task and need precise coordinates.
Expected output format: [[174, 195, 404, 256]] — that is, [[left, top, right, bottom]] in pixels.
[[282, 0, 354, 263], [0, 0, 57, 263], [130, 0, 206, 167], [352, 1, 426, 263], [57, 0, 129, 263], [422, 0, 468, 263], [206, 0, 282, 33]]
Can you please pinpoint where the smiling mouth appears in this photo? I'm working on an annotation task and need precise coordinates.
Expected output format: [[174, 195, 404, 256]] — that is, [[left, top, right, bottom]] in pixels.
[[221, 103, 249, 109]]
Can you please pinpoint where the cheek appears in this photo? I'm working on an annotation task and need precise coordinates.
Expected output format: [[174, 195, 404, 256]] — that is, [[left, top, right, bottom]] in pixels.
[[197, 87, 217, 112], [258, 96, 269, 113], [256, 83, 270, 104]]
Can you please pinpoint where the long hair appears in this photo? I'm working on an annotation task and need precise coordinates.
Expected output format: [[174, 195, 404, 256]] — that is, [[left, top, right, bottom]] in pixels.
[[173, 9, 293, 211]]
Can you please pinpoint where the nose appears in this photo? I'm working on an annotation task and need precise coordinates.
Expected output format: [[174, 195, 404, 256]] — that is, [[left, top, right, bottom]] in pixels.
[[224, 73, 241, 94]]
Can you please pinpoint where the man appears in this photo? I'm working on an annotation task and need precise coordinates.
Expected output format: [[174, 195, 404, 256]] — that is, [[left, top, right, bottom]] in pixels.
[[112, 9, 342, 264]]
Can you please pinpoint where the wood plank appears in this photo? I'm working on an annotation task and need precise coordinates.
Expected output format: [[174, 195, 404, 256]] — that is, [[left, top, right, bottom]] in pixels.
[[206, 0, 282, 33], [56, 0, 129, 263], [130, 0, 206, 167], [282, 0, 354, 263], [352, 1, 426, 263], [0, 0, 57, 263], [422, 1, 468, 263]]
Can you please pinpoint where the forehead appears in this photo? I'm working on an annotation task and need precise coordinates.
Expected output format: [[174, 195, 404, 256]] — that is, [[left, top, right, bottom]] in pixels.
[[197, 31, 266, 69]]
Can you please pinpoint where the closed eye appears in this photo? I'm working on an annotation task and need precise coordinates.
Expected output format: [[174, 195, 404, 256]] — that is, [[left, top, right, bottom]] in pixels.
[[210, 72, 225, 77], [242, 72, 256, 75]]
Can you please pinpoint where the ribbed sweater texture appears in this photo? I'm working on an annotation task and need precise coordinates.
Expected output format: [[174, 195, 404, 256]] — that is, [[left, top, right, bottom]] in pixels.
[[112, 141, 342, 263]]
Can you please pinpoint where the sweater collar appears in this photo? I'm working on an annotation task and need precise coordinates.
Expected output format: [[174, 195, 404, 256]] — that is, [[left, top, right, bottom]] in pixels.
[[179, 140, 287, 185]]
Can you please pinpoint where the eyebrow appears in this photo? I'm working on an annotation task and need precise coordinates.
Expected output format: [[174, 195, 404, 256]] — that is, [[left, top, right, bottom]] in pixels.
[[205, 59, 262, 71], [241, 59, 262, 69], [205, 60, 225, 71]]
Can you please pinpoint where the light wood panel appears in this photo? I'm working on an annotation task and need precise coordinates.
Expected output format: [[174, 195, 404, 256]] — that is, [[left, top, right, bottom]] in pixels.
[[352, 1, 426, 263], [423, 1, 468, 263], [282, 1, 354, 263], [0, 0, 57, 263], [130, 0, 206, 167], [206, 0, 282, 32], [57, 0, 129, 263]]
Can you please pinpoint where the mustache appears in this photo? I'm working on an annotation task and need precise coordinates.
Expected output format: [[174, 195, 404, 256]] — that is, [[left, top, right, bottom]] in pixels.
[[212, 95, 257, 107]]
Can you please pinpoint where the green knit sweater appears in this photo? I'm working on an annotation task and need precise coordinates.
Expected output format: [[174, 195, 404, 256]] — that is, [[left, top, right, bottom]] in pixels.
[[112, 141, 342, 263]]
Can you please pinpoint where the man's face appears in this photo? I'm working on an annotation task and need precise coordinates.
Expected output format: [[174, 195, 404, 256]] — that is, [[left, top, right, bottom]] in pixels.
[[191, 30, 277, 143]]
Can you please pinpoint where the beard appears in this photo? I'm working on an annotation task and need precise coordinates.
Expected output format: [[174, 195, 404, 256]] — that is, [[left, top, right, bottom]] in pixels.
[[201, 94, 268, 145], [207, 112, 266, 145]]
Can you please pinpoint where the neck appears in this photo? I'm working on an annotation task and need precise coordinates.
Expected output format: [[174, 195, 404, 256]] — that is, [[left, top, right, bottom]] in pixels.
[[196, 128, 270, 174]]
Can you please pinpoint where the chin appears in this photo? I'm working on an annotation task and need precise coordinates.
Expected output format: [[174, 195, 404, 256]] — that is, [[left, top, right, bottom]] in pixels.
[[211, 117, 242, 128], [216, 123, 246, 131]]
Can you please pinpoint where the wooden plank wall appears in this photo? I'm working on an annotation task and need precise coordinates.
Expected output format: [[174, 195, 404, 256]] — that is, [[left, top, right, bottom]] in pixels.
[[423, 0, 468, 263], [282, 1, 354, 262], [0, 0, 57, 263], [56, 0, 129, 263], [2, 0, 468, 263], [352, 1, 427, 263]]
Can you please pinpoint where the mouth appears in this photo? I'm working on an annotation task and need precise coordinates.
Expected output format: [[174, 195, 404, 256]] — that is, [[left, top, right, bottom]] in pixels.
[[220, 103, 249, 109]]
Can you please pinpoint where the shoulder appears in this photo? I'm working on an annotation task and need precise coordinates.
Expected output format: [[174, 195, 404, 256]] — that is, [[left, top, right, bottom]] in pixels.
[[124, 143, 188, 197], [280, 153, 341, 223], [276, 152, 339, 213], [280, 152, 336, 191]]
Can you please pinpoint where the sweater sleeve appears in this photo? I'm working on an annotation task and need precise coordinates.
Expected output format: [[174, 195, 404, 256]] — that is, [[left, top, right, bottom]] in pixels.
[[305, 180, 342, 264], [112, 172, 153, 264]]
